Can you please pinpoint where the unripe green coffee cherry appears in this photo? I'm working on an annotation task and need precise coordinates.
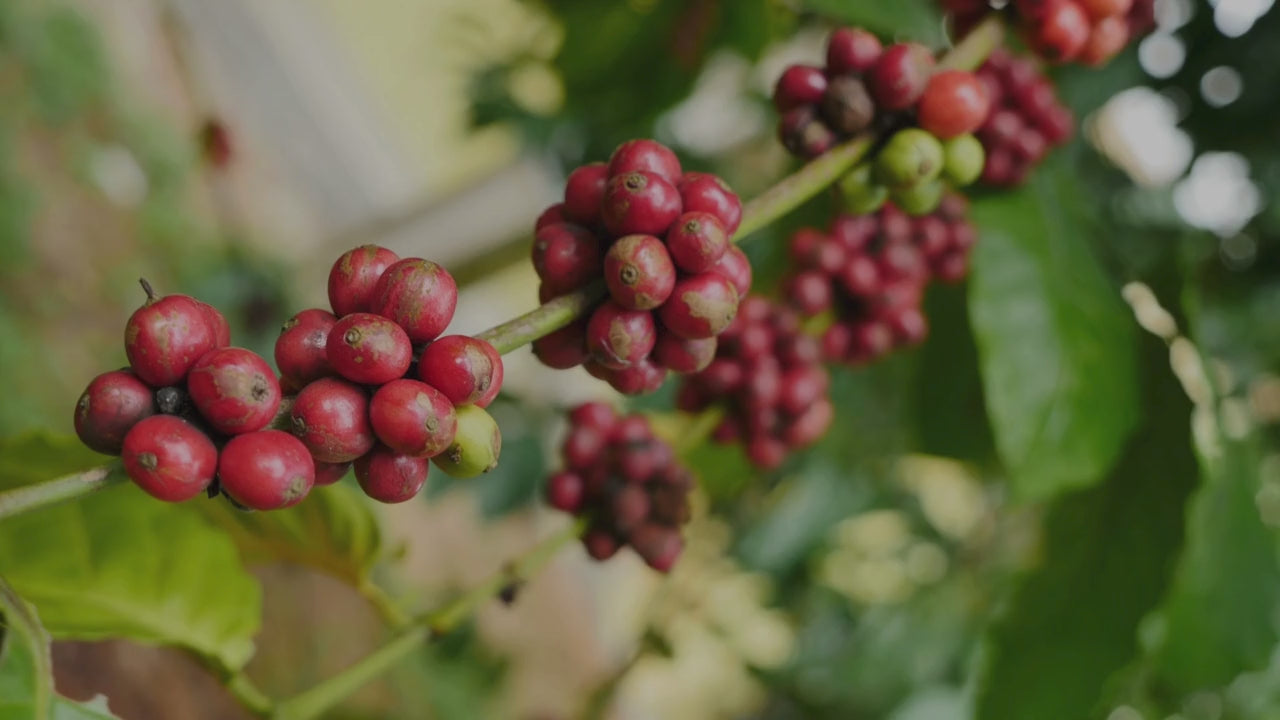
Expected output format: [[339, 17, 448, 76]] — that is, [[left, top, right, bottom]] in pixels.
[[836, 163, 889, 215], [942, 134, 985, 187], [874, 128, 945, 189], [891, 179, 945, 216], [431, 404, 501, 478]]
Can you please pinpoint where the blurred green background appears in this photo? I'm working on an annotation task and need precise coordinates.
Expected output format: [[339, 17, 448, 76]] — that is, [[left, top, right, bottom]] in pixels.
[[1, 0, 1279, 719]]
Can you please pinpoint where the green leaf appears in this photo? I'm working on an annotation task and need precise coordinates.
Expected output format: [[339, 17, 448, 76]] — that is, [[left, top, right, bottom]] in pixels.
[[51, 696, 118, 720], [0, 576, 52, 720], [801, 0, 944, 44], [1149, 433, 1280, 691], [198, 480, 383, 587], [968, 159, 1140, 500], [0, 433, 261, 675], [974, 333, 1198, 720]]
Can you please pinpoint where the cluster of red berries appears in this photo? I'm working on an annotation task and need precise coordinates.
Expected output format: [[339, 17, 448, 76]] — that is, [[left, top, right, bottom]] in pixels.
[[784, 196, 976, 365], [943, 0, 1156, 66], [530, 139, 751, 395], [544, 403, 693, 572], [74, 280, 311, 509], [774, 28, 991, 216], [675, 297, 834, 470], [276, 244, 504, 504], [973, 49, 1074, 187]]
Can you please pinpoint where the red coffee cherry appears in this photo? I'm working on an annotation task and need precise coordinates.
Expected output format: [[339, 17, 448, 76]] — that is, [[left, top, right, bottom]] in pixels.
[[599, 358, 668, 396], [778, 106, 837, 158], [563, 425, 607, 470], [611, 484, 650, 532], [773, 65, 828, 111], [417, 335, 504, 407], [826, 27, 883, 74], [313, 460, 352, 486], [586, 301, 657, 369], [369, 379, 458, 457], [546, 471, 585, 513], [709, 245, 753, 299], [601, 171, 682, 238], [629, 523, 683, 572], [918, 71, 991, 139], [124, 288, 217, 387], [569, 401, 617, 431], [326, 313, 413, 385], [290, 377, 376, 463], [786, 271, 834, 315], [653, 330, 717, 373], [1079, 15, 1130, 66], [532, 223, 603, 296], [603, 234, 677, 310], [746, 436, 788, 470], [583, 528, 621, 561], [328, 245, 400, 317], [355, 444, 429, 503], [369, 258, 458, 344], [121, 415, 217, 502], [607, 139, 682, 184], [868, 43, 935, 111], [666, 212, 728, 274], [535, 203, 566, 231], [1079, 0, 1134, 18], [218, 430, 316, 510], [532, 320, 589, 369], [74, 370, 156, 455], [658, 273, 740, 340], [1030, 1, 1091, 62], [678, 173, 742, 236], [198, 301, 231, 348], [784, 398, 835, 448], [563, 162, 609, 226], [275, 308, 337, 388], [187, 347, 282, 435]]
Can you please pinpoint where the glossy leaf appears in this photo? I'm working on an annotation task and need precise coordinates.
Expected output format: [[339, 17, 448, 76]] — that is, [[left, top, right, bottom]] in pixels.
[[974, 333, 1197, 720], [0, 433, 260, 675], [801, 0, 943, 44], [968, 159, 1140, 500]]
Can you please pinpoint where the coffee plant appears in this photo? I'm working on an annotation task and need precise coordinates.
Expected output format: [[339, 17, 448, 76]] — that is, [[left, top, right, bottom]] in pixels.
[[3, 0, 1280, 718]]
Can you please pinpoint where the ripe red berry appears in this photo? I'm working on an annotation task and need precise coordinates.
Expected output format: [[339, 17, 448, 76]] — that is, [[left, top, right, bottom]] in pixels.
[[328, 245, 400, 317], [124, 290, 217, 387], [658, 273, 740, 340], [604, 234, 677, 310], [826, 27, 883, 74], [629, 523, 683, 572], [918, 71, 992, 139], [563, 162, 609, 226], [122, 415, 217, 502], [570, 401, 617, 431], [601, 171, 682, 237], [532, 320, 589, 369], [586, 301, 657, 369], [275, 308, 337, 388], [583, 528, 621, 560], [1079, 15, 1130, 66], [1030, 1, 1091, 62], [314, 460, 351, 486], [532, 223, 603, 296], [218, 430, 315, 510], [607, 139, 682, 184], [290, 377, 376, 463], [773, 65, 828, 111], [369, 379, 457, 457], [355, 445, 429, 503], [75, 370, 156, 455], [709, 245, 753, 299], [198, 301, 231, 348], [1078, 0, 1134, 17], [535, 203, 566, 231], [839, 255, 881, 296], [783, 398, 835, 447], [187, 347, 281, 435], [786, 271, 834, 315], [779, 366, 830, 416], [665, 212, 728, 274], [369, 258, 458, 344], [563, 425, 607, 470], [417, 335, 504, 407], [600, 358, 668, 396], [611, 485, 650, 533], [778, 106, 837, 158], [546, 471, 585, 513], [746, 436, 788, 470], [868, 43, 935, 111], [326, 313, 413, 385], [653, 330, 717, 373], [677, 173, 742, 235]]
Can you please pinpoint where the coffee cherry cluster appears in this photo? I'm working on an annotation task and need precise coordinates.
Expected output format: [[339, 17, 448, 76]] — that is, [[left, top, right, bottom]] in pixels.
[[544, 403, 694, 572], [75, 280, 312, 510], [973, 49, 1074, 187], [774, 28, 990, 216], [529, 139, 750, 396], [277, 244, 504, 504], [784, 195, 976, 365], [675, 297, 834, 470], [942, 0, 1156, 66]]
